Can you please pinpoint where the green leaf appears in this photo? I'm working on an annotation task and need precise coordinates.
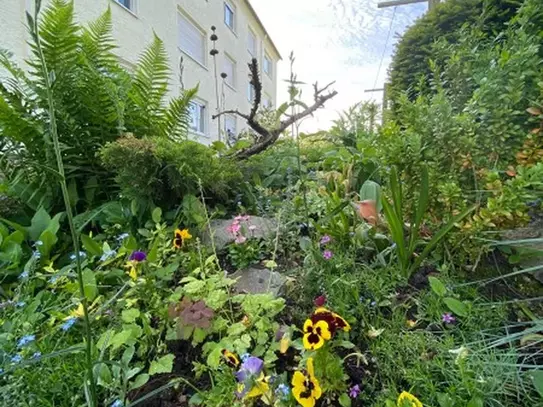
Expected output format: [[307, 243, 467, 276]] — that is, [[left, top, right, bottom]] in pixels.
[[129, 373, 150, 391], [121, 308, 140, 323], [443, 297, 468, 317], [428, 276, 447, 297], [529, 370, 543, 398], [81, 234, 103, 257], [95, 363, 112, 387], [299, 236, 312, 252], [149, 354, 175, 376], [338, 393, 352, 407], [359, 180, 382, 211], [436, 393, 454, 407], [151, 207, 162, 223], [122, 345, 135, 366], [467, 397, 483, 407], [110, 330, 132, 351], [192, 327, 207, 344], [28, 207, 51, 241], [82, 269, 98, 301]]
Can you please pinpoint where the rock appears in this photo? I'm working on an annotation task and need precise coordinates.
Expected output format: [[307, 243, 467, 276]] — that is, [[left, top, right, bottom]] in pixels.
[[230, 266, 286, 297], [501, 221, 543, 284], [202, 216, 277, 251]]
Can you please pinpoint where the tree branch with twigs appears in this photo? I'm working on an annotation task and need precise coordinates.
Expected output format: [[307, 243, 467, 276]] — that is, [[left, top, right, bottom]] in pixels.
[[212, 58, 338, 160]]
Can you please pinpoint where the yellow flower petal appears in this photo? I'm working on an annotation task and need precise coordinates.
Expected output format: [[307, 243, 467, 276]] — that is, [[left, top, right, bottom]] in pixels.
[[128, 266, 137, 280], [311, 376, 322, 400], [307, 357, 315, 378], [303, 332, 324, 350], [398, 391, 423, 407], [291, 371, 305, 389], [314, 320, 332, 340]]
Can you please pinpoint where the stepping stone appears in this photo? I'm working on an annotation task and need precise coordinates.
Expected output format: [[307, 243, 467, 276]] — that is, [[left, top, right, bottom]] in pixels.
[[230, 266, 286, 297], [202, 216, 277, 251]]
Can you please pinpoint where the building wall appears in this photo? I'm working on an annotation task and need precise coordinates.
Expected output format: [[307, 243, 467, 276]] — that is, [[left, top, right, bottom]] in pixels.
[[0, 0, 280, 143]]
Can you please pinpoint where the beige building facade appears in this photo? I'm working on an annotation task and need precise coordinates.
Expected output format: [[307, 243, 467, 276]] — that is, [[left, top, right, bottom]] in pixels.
[[0, 0, 281, 143]]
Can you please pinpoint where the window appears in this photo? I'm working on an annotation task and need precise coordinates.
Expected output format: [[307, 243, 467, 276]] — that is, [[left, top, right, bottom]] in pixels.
[[224, 2, 235, 31], [263, 96, 273, 109], [247, 82, 255, 102], [263, 53, 272, 77], [248, 29, 257, 56], [178, 13, 206, 66], [225, 115, 237, 142], [115, 0, 134, 11], [223, 54, 236, 87], [188, 101, 206, 134]]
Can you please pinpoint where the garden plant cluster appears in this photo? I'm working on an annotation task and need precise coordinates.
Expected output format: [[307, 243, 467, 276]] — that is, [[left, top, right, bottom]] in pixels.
[[0, 0, 543, 406]]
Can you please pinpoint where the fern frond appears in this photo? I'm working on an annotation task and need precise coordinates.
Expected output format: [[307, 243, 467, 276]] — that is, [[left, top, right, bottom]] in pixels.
[[81, 7, 117, 69], [127, 33, 170, 135], [161, 85, 198, 139], [28, 0, 80, 80]]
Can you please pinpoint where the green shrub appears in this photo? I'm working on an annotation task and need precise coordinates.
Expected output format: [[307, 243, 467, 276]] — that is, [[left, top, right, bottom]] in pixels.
[[388, 0, 520, 103], [100, 135, 242, 208]]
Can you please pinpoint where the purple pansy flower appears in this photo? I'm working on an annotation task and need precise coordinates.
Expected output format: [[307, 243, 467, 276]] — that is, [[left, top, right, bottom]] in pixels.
[[349, 384, 361, 398], [129, 251, 147, 262], [442, 312, 456, 324], [235, 356, 264, 383]]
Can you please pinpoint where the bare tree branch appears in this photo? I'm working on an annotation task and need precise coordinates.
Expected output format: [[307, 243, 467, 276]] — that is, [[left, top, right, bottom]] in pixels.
[[212, 58, 338, 159]]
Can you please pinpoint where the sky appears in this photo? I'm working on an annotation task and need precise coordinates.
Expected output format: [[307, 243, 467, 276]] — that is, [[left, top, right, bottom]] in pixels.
[[250, 0, 427, 132]]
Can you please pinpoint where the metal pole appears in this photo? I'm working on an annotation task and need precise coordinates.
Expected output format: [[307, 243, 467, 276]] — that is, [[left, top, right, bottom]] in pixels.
[[378, 0, 427, 8]]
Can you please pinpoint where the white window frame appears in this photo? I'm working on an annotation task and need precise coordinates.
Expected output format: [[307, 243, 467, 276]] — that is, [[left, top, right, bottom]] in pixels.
[[223, 53, 236, 89], [188, 100, 207, 136], [263, 53, 272, 77], [247, 28, 257, 56], [178, 11, 207, 67], [224, 1, 236, 32], [113, 0, 137, 14]]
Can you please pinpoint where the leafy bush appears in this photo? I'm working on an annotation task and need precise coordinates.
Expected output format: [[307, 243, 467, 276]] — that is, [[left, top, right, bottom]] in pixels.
[[0, 0, 196, 215], [100, 135, 243, 208], [388, 0, 520, 102]]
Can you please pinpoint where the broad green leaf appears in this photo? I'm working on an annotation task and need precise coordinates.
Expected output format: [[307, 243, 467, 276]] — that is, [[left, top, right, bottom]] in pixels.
[[121, 308, 140, 323], [151, 207, 162, 223], [81, 234, 102, 257], [299, 236, 312, 252], [129, 373, 149, 390], [28, 207, 51, 241], [149, 354, 175, 376], [359, 179, 382, 211], [82, 269, 98, 301], [338, 393, 352, 407], [95, 363, 112, 387], [110, 330, 132, 351], [192, 328, 207, 344], [467, 397, 483, 407], [122, 345, 135, 365], [428, 276, 447, 297], [97, 329, 115, 351], [436, 393, 454, 407], [38, 230, 57, 259], [444, 297, 468, 317], [529, 370, 543, 398]]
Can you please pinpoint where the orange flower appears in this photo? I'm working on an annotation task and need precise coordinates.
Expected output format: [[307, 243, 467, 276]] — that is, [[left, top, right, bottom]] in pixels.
[[356, 200, 377, 225]]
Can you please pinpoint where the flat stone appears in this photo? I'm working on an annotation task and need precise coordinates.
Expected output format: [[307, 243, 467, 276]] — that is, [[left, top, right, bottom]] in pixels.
[[231, 267, 286, 297], [202, 216, 277, 251]]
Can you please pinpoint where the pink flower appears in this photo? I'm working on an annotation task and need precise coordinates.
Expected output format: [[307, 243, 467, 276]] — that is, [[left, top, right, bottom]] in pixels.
[[235, 235, 247, 244], [242, 215, 250, 221], [314, 294, 327, 307], [234, 215, 243, 222], [227, 222, 241, 235], [320, 235, 331, 245], [323, 250, 333, 260]]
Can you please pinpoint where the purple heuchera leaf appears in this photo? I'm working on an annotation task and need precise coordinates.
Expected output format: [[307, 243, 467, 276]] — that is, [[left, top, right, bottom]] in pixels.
[[129, 251, 147, 262]]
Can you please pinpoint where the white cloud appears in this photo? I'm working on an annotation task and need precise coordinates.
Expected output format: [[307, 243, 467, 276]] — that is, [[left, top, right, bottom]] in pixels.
[[250, 0, 426, 132]]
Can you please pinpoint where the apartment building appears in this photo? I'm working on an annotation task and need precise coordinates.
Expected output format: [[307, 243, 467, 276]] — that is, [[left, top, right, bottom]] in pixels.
[[0, 0, 281, 143]]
